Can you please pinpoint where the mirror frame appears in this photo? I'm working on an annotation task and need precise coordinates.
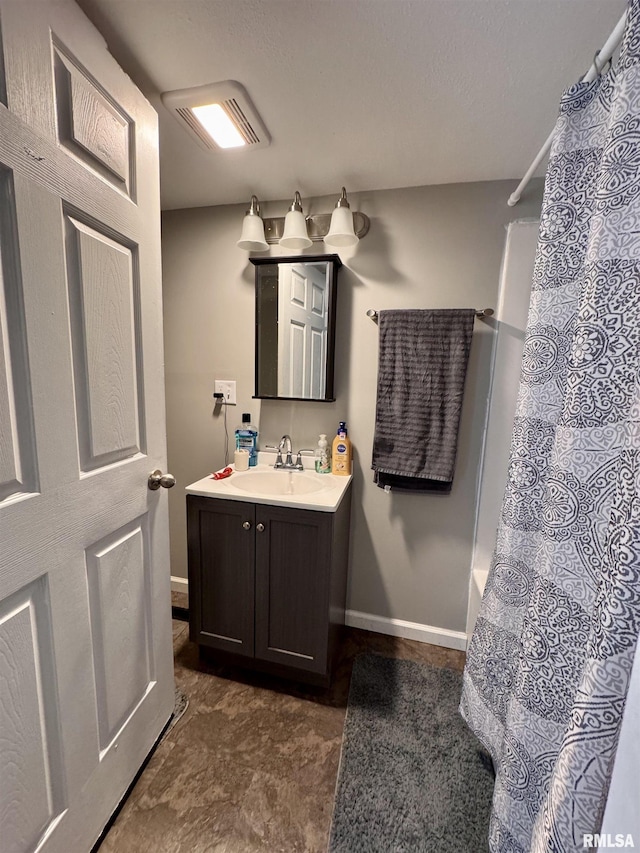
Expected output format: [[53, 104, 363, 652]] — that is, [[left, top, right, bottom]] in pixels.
[[251, 253, 342, 402]]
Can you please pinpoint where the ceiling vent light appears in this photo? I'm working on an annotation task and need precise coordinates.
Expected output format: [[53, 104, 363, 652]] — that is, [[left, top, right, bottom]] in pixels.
[[161, 80, 270, 152]]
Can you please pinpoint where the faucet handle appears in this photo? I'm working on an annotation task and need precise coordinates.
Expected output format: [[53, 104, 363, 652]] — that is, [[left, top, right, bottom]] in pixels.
[[295, 449, 314, 470], [265, 445, 284, 468]]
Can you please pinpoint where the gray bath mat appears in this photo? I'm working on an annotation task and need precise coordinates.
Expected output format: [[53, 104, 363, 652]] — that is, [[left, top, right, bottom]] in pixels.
[[329, 654, 493, 852]]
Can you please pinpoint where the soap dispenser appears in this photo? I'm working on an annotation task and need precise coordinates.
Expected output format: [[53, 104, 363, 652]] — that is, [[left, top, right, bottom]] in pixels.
[[315, 434, 331, 473]]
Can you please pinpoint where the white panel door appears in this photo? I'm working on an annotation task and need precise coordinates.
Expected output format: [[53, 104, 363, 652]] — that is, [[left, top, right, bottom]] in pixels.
[[0, 3, 174, 851], [277, 263, 328, 398]]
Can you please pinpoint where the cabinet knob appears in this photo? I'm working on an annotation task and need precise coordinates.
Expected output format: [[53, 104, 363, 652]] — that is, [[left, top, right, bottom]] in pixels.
[[242, 521, 252, 530], [256, 523, 265, 533]]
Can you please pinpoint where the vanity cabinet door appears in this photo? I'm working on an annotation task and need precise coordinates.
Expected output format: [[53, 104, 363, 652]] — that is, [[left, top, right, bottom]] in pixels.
[[254, 505, 333, 675], [187, 496, 255, 657]]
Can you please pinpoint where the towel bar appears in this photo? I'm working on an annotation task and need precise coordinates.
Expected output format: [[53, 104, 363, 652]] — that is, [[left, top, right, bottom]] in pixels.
[[366, 308, 494, 322]]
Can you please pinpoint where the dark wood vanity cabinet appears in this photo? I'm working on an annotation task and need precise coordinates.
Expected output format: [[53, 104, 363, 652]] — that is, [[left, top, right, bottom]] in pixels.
[[187, 491, 351, 686]]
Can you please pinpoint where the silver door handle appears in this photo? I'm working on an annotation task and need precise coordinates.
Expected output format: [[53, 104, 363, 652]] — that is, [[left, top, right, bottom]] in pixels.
[[256, 523, 265, 532], [242, 521, 252, 530], [148, 469, 176, 490]]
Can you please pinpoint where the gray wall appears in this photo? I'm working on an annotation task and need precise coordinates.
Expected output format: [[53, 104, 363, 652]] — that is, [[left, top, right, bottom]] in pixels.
[[162, 180, 543, 634]]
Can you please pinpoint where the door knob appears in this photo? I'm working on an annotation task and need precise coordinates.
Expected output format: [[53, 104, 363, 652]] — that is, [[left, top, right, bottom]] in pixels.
[[256, 523, 265, 532], [148, 469, 176, 490], [242, 521, 252, 530]]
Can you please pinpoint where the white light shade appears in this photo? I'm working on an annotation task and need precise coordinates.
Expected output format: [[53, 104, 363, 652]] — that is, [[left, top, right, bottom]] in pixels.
[[237, 196, 268, 251], [324, 206, 358, 248], [237, 214, 268, 250], [280, 209, 312, 250]]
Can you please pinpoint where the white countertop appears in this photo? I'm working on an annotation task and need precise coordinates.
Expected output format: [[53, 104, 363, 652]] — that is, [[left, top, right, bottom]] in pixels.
[[185, 454, 352, 512]]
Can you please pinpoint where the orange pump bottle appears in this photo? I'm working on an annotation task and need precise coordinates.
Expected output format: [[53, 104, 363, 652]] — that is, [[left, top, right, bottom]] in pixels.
[[332, 421, 352, 476]]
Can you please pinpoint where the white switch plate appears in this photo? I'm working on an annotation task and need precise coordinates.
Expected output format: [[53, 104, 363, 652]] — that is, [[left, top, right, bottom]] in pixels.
[[214, 379, 236, 405]]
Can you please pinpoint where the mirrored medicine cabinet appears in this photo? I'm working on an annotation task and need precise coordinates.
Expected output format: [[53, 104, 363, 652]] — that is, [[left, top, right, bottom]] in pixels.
[[251, 254, 341, 402]]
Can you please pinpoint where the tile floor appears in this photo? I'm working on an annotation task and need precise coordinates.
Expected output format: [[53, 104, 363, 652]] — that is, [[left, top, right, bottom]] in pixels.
[[97, 596, 466, 853]]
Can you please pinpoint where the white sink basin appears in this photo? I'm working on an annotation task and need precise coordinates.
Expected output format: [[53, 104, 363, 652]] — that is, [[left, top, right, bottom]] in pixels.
[[232, 470, 328, 496], [186, 458, 351, 512]]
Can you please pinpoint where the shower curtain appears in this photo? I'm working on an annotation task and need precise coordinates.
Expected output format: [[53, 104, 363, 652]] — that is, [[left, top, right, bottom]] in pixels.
[[461, 2, 640, 851]]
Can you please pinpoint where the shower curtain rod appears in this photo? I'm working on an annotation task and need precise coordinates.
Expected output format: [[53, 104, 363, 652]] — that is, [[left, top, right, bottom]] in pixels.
[[366, 308, 494, 322], [507, 9, 628, 207]]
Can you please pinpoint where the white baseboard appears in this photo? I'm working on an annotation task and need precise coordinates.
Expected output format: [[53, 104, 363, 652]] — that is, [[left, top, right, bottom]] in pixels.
[[345, 609, 467, 651], [171, 576, 189, 595]]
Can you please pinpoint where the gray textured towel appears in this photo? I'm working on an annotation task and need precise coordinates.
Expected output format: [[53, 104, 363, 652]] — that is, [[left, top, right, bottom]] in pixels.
[[372, 309, 475, 491]]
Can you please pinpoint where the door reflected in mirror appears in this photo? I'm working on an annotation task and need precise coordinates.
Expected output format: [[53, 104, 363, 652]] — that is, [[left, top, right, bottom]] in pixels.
[[252, 254, 341, 401]]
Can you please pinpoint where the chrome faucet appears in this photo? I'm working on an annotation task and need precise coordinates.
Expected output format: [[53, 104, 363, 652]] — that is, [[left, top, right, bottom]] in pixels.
[[265, 436, 311, 470], [269, 435, 306, 470], [278, 434, 293, 468]]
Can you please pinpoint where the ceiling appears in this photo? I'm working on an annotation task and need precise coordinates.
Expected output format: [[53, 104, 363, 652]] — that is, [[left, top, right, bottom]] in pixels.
[[77, 0, 626, 211]]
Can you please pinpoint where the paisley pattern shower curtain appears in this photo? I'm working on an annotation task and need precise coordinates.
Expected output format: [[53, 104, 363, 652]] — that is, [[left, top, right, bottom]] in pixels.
[[461, 2, 640, 850]]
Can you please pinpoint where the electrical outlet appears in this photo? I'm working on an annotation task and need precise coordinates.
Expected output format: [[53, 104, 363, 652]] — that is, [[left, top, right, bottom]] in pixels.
[[214, 380, 236, 405]]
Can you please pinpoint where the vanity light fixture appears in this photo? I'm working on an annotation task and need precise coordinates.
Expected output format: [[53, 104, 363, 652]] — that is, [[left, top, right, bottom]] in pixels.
[[279, 191, 313, 250], [237, 195, 269, 251], [236, 187, 370, 251], [324, 187, 358, 248]]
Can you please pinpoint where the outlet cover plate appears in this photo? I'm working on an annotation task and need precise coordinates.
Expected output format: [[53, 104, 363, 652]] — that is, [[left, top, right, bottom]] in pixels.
[[214, 380, 236, 405]]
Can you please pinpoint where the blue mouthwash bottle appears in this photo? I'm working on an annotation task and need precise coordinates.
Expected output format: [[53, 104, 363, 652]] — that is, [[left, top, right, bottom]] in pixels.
[[235, 413, 258, 467]]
